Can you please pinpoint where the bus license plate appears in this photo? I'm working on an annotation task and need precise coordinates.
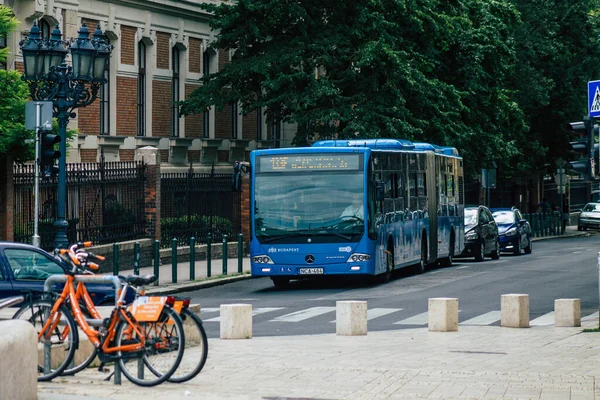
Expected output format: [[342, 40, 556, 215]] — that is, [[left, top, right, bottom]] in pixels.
[[299, 268, 324, 275]]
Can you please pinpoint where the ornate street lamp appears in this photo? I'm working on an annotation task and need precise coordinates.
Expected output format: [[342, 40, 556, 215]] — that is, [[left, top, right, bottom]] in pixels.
[[19, 21, 113, 249]]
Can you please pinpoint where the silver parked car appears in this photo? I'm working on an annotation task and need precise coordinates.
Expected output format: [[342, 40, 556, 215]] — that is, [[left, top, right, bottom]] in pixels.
[[577, 202, 600, 230]]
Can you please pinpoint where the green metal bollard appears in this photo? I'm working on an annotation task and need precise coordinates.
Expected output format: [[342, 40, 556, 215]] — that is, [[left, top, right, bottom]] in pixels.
[[190, 237, 196, 281], [238, 233, 243, 273], [133, 241, 140, 275], [207, 233, 212, 278], [172, 238, 178, 284], [153, 240, 160, 286], [222, 235, 228, 275], [113, 243, 119, 276]]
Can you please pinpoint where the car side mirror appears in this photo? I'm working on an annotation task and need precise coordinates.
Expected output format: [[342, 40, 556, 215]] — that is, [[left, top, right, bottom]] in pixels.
[[519, 219, 527, 224]]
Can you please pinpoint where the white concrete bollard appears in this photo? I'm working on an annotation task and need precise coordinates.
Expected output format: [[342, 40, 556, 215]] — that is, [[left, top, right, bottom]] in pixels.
[[0, 320, 37, 400], [428, 297, 459, 332], [501, 294, 529, 328], [555, 298, 581, 327], [220, 304, 252, 339], [336, 301, 367, 336]]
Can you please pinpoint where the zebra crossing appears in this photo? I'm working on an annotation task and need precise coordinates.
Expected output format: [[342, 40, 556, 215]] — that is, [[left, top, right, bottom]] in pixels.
[[198, 306, 599, 326]]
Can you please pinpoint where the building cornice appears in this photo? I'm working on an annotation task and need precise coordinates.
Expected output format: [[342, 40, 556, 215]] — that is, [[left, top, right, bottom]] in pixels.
[[102, 0, 215, 22]]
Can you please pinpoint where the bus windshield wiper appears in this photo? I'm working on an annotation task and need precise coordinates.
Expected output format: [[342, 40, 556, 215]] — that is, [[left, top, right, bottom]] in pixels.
[[296, 229, 354, 240]]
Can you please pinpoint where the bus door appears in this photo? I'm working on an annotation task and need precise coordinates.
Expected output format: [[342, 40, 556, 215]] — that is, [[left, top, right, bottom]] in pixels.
[[426, 152, 438, 263]]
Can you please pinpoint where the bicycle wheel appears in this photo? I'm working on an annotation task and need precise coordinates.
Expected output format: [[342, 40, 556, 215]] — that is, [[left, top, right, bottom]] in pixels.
[[165, 308, 208, 383], [12, 299, 79, 382], [61, 306, 98, 376], [116, 306, 185, 387]]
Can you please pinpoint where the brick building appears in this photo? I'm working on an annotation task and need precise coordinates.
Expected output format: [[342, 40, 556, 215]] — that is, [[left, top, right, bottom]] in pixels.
[[1, 0, 297, 168]]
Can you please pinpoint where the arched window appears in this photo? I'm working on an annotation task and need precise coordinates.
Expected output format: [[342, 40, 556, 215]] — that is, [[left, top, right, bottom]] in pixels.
[[137, 41, 146, 136], [171, 46, 180, 137]]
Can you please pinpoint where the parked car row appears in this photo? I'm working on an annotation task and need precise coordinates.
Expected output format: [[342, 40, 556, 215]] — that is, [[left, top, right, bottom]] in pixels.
[[457, 205, 533, 262]]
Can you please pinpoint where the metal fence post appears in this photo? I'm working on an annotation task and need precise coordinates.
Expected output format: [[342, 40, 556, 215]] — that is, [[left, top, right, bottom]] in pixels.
[[172, 238, 178, 284], [222, 234, 228, 275], [190, 236, 196, 281], [238, 233, 243, 273], [133, 241, 140, 275], [153, 240, 160, 286], [207, 233, 212, 278], [113, 243, 119, 276]]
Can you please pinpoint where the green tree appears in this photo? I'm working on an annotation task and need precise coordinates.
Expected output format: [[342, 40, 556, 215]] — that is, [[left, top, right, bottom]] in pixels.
[[0, 5, 76, 163], [0, 5, 18, 63], [180, 0, 527, 179], [508, 0, 600, 173]]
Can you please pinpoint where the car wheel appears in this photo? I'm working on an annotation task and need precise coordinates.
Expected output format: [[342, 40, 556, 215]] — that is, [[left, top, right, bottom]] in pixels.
[[474, 242, 485, 262], [491, 241, 500, 260], [578, 225, 583, 231], [524, 238, 532, 254]]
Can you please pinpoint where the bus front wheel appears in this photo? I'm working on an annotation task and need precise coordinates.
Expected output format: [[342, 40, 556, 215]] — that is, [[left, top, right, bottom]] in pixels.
[[271, 277, 290, 288]]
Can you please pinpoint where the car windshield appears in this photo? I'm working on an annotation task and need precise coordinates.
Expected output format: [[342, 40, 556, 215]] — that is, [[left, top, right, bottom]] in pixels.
[[464, 209, 478, 225], [492, 211, 514, 224], [583, 203, 600, 212]]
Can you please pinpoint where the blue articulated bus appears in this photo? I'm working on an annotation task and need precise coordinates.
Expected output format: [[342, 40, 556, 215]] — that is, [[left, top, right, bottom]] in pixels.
[[249, 139, 465, 288]]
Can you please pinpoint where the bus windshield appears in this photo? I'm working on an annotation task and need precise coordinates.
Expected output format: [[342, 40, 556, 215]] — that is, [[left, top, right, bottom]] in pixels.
[[254, 172, 364, 243]]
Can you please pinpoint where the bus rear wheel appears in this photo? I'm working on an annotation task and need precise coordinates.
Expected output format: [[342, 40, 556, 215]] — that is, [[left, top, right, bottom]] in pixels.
[[271, 277, 290, 289]]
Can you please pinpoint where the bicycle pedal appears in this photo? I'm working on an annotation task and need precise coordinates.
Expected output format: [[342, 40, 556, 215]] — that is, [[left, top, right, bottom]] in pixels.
[[104, 372, 114, 382]]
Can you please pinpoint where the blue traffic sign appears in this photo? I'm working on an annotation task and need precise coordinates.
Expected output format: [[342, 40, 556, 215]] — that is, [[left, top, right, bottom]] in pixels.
[[589, 80, 600, 117]]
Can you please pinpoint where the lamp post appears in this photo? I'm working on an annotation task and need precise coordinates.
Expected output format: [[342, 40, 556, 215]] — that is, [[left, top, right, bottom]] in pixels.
[[20, 21, 112, 249]]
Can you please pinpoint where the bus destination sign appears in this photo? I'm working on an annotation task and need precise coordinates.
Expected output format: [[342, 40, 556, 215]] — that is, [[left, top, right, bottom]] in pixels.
[[258, 154, 361, 172]]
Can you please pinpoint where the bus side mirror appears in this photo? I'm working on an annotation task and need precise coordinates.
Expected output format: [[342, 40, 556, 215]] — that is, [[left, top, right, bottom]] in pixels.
[[376, 180, 384, 201], [232, 161, 251, 192]]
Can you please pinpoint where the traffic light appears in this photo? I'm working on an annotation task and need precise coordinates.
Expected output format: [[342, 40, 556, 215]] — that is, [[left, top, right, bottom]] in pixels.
[[40, 132, 61, 177], [566, 116, 597, 177]]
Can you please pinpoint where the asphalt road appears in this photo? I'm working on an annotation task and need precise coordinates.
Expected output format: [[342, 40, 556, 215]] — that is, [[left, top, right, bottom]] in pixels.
[[185, 234, 600, 338]]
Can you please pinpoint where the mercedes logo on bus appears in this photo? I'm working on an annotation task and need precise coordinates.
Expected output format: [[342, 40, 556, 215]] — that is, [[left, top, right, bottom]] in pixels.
[[305, 254, 315, 264]]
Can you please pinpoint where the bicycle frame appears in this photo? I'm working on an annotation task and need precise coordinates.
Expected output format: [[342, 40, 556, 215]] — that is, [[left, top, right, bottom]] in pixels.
[[39, 274, 146, 355]]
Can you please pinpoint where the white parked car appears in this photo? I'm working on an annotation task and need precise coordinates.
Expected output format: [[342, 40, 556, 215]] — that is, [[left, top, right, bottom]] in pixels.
[[577, 202, 600, 230]]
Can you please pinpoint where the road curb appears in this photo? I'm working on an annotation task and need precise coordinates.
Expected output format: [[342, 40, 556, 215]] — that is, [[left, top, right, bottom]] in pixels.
[[145, 274, 255, 295]]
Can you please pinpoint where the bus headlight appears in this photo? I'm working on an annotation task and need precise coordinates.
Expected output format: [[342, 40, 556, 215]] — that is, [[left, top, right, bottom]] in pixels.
[[252, 255, 274, 264], [346, 253, 371, 262]]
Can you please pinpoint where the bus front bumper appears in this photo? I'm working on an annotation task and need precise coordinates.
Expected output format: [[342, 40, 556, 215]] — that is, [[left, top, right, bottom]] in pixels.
[[251, 262, 374, 277]]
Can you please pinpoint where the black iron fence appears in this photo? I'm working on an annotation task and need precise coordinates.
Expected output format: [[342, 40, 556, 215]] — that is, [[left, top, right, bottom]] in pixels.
[[160, 165, 241, 248], [13, 157, 147, 250]]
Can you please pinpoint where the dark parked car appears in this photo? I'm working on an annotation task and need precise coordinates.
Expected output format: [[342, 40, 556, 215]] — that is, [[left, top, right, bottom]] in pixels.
[[0, 241, 130, 305], [457, 206, 500, 261], [491, 208, 532, 255], [577, 202, 600, 230]]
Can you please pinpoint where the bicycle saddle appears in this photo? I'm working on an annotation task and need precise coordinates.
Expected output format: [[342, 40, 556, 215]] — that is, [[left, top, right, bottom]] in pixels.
[[122, 274, 157, 286]]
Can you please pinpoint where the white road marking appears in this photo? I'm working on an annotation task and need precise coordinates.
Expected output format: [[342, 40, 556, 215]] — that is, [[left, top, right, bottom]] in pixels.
[[328, 308, 403, 323], [460, 311, 501, 326], [271, 306, 336, 322], [530, 312, 555, 326], [204, 307, 283, 322]]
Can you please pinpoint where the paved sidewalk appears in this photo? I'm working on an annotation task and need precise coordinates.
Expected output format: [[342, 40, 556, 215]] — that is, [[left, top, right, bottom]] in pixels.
[[38, 317, 600, 400]]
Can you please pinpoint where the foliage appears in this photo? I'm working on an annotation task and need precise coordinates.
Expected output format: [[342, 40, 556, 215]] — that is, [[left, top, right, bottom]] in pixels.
[[0, 5, 18, 63], [181, 0, 600, 180], [160, 215, 234, 247], [180, 0, 529, 179], [0, 69, 78, 163], [508, 0, 600, 172]]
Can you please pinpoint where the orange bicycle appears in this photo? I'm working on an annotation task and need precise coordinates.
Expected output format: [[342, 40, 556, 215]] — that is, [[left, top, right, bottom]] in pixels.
[[64, 243, 209, 383], [12, 242, 186, 386]]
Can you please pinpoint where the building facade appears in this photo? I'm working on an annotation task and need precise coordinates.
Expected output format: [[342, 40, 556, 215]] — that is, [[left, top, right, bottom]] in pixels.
[[2, 0, 297, 167]]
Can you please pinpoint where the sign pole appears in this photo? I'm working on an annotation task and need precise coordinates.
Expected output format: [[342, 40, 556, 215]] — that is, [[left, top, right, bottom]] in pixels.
[[32, 102, 41, 248]]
